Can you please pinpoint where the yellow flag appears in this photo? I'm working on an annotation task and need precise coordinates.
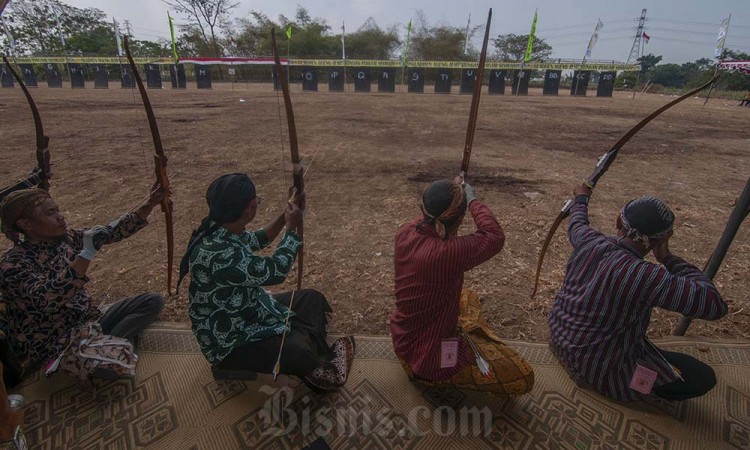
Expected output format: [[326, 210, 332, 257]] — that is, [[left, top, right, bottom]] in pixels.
[[285, 25, 292, 40]]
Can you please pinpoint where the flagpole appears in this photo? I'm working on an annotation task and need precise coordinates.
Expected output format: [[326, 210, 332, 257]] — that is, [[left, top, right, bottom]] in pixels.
[[703, 14, 731, 107], [342, 21, 347, 94], [515, 10, 536, 97], [401, 19, 412, 94], [463, 14, 471, 55], [632, 36, 644, 99]]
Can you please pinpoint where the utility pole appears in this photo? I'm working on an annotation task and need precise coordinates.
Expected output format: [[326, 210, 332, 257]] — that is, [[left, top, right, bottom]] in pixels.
[[627, 9, 647, 98]]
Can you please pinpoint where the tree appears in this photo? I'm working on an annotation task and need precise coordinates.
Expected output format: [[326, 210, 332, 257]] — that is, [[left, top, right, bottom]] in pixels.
[[163, 0, 238, 58], [344, 18, 400, 60], [651, 63, 686, 88], [278, 6, 337, 58], [4, 0, 106, 55], [410, 11, 480, 61], [231, 7, 338, 58], [637, 53, 662, 75], [494, 33, 551, 62]]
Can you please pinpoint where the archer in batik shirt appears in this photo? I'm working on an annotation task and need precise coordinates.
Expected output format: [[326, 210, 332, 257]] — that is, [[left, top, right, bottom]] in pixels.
[[179, 173, 354, 393], [549, 183, 728, 402], [0, 188, 164, 384]]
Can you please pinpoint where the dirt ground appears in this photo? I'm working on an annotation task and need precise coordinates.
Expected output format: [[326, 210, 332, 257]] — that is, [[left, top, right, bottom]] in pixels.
[[1, 81, 748, 342]]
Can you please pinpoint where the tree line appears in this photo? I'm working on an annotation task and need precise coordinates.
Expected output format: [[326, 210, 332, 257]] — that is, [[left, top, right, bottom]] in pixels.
[[1, 0, 747, 91], [0, 0, 553, 62]]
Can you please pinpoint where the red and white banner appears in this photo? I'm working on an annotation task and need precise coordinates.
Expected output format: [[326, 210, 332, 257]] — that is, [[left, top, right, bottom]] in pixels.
[[718, 60, 750, 75], [178, 57, 287, 66]]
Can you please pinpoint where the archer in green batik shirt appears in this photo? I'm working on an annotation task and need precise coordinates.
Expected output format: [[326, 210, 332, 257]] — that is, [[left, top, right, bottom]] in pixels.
[[179, 174, 355, 392]]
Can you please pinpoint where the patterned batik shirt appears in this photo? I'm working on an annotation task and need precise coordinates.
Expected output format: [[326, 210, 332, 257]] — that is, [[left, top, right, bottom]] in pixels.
[[187, 225, 302, 365], [0, 213, 148, 372], [548, 203, 728, 401]]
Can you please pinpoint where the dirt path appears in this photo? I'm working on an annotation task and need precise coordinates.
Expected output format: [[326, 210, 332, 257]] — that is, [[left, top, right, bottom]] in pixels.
[[1, 83, 747, 341]]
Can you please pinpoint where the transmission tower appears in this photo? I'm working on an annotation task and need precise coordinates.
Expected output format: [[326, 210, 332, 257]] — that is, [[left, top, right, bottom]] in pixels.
[[626, 9, 647, 64], [124, 20, 133, 37]]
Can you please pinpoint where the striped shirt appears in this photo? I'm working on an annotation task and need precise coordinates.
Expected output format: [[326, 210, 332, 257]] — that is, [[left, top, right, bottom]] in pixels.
[[390, 201, 505, 381], [549, 203, 728, 401]]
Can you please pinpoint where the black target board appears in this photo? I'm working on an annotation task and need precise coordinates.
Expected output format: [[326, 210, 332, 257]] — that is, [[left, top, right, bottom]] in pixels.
[[328, 68, 344, 92], [488, 70, 506, 94], [196, 65, 212, 89], [301, 67, 318, 92], [543, 70, 561, 95], [92, 64, 108, 88], [44, 63, 62, 88], [0, 65, 14, 88], [597, 71, 616, 97], [408, 68, 424, 93], [169, 64, 186, 89], [570, 70, 591, 96], [378, 69, 396, 93], [68, 63, 85, 88], [511, 70, 529, 95], [120, 65, 134, 88], [435, 69, 452, 93], [19, 64, 37, 87], [460, 68, 479, 94], [144, 64, 162, 89], [353, 69, 371, 92]]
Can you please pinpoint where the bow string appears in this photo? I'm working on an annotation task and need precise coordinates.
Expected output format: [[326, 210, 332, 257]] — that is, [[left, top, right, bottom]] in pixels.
[[530, 74, 720, 298]]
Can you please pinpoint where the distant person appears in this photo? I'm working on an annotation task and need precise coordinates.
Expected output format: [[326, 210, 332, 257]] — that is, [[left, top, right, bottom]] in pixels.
[[179, 173, 354, 393], [549, 183, 727, 401], [0, 187, 165, 384], [390, 176, 534, 397], [738, 92, 750, 106]]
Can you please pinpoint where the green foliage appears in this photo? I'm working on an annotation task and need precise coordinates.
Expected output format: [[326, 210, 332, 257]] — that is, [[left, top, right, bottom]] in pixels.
[[232, 7, 338, 58], [637, 54, 662, 74], [615, 71, 637, 88], [651, 63, 686, 87], [345, 18, 400, 60], [493, 33, 551, 62], [3, 0, 107, 55], [410, 11, 479, 61]]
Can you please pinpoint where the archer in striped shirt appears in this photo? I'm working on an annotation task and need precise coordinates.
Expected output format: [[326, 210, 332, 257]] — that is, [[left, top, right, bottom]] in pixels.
[[549, 184, 727, 401], [391, 178, 534, 396]]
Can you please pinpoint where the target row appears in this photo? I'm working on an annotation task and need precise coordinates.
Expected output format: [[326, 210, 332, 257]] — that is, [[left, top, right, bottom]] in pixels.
[[0, 63, 618, 97]]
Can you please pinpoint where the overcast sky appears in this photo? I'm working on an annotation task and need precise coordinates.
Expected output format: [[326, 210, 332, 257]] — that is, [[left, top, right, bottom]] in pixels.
[[64, 0, 750, 64]]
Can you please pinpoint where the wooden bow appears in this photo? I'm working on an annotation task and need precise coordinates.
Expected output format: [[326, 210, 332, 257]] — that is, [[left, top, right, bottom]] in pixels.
[[1, 56, 51, 197], [530, 74, 720, 298], [123, 36, 174, 295], [460, 8, 492, 178], [271, 28, 304, 290]]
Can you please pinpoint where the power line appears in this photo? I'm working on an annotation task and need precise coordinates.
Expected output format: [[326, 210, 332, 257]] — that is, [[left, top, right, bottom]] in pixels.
[[645, 26, 750, 40], [648, 17, 750, 30]]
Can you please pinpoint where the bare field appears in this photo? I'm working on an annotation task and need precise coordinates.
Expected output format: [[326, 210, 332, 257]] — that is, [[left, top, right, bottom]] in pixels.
[[1, 82, 748, 341]]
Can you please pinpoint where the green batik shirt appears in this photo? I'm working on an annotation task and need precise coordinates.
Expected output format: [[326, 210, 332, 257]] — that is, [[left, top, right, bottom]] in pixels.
[[187, 224, 302, 364]]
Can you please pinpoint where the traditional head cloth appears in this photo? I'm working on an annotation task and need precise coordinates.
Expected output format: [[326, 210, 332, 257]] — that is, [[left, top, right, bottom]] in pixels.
[[177, 174, 257, 292], [421, 180, 467, 239], [619, 195, 675, 247], [0, 188, 51, 242]]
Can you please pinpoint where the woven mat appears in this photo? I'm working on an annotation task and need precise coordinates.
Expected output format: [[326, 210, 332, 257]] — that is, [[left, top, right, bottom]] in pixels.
[[9, 323, 750, 450]]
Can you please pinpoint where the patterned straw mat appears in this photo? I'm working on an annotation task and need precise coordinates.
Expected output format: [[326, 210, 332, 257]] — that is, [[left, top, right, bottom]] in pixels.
[[8, 323, 750, 450]]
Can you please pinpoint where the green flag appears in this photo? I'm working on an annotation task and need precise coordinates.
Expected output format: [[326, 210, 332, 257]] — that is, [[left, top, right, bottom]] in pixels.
[[403, 19, 412, 67], [524, 11, 537, 63], [286, 25, 292, 39], [168, 12, 179, 63]]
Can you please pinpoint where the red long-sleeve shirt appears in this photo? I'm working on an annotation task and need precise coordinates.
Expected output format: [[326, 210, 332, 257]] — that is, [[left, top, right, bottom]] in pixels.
[[390, 201, 505, 381]]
